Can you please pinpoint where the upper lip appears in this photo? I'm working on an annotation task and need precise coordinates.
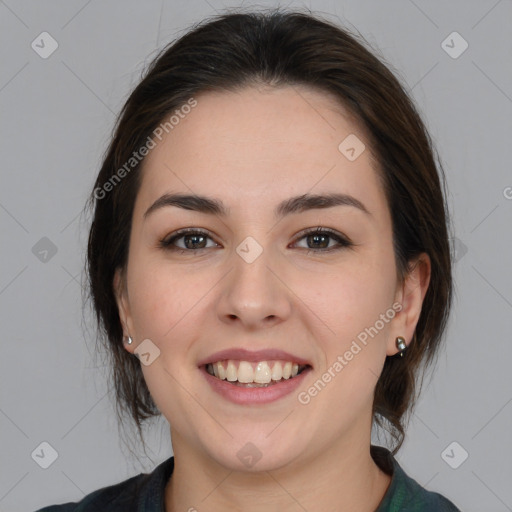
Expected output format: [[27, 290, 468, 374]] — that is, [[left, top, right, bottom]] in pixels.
[[198, 348, 312, 367]]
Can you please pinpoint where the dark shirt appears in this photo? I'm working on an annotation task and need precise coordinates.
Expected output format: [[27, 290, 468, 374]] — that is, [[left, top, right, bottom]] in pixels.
[[35, 445, 461, 511]]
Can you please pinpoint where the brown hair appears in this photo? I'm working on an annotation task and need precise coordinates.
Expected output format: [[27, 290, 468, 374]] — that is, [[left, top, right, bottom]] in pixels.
[[85, 7, 453, 455]]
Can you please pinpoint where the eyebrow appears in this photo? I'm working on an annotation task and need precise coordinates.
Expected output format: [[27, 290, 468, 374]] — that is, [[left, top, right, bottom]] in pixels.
[[143, 192, 371, 220]]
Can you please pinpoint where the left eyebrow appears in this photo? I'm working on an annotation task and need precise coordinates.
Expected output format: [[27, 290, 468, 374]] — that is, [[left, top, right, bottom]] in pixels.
[[143, 192, 371, 220]]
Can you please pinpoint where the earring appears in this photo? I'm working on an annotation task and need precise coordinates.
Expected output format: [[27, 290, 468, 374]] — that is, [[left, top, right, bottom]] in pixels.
[[395, 336, 407, 357], [125, 336, 133, 345]]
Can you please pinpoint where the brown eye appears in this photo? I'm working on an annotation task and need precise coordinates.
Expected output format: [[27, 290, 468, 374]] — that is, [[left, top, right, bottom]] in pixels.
[[293, 227, 353, 252], [159, 227, 352, 254], [159, 229, 218, 252]]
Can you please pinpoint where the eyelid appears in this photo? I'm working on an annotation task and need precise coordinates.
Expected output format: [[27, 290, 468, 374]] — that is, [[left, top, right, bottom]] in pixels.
[[159, 228, 217, 249], [159, 226, 353, 252], [291, 227, 353, 250]]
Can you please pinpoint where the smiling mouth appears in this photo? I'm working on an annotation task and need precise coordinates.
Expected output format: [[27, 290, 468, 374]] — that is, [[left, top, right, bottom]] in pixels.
[[205, 360, 310, 388]]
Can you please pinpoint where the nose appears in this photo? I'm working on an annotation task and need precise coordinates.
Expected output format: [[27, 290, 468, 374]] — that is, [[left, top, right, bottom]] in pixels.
[[216, 244, 292, 330]]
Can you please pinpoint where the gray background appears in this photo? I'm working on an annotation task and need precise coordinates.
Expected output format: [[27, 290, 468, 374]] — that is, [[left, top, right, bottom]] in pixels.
[[1, 0, 511, 510]]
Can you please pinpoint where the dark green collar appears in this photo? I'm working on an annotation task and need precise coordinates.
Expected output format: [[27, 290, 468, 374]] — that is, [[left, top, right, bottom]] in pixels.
[[139, 445, 459, 511]]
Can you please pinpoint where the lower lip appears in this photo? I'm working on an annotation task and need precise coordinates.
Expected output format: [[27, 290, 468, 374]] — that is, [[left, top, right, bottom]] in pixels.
[[200, 366, 311, 405]]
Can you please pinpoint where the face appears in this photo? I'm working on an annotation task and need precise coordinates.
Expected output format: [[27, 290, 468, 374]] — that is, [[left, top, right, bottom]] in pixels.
[[115, 85, 429, 472]]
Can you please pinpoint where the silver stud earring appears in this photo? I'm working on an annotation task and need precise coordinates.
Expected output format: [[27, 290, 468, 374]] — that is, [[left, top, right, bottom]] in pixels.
[[125, 336, 133, 345], [395, 336, 407, 357]]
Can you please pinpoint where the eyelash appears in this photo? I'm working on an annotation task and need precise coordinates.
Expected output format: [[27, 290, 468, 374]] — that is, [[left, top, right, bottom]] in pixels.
[[158, 227, 353, 254]]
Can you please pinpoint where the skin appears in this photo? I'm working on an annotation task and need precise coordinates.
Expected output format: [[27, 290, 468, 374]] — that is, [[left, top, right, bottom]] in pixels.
[[114, 85, 431, 512]]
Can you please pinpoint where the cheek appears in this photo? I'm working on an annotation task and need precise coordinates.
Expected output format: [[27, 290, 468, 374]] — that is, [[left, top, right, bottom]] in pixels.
[[127, 255, 206, 340], [296, 265, 395, 426], [297, 254, 396, 342]]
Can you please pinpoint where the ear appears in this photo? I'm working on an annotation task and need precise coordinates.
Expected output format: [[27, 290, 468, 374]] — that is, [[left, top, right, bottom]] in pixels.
[[113, 268, 136, 354], [386, 253, 431, 356]]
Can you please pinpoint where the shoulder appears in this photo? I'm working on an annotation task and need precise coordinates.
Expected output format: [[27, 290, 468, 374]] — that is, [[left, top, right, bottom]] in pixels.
[[372, 445, 462, 511], [390, 465, 461, 511], [34, 456, 174, 512]]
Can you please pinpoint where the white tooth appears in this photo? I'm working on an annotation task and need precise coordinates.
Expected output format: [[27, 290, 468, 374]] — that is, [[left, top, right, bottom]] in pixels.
[[271, 361, 283, 381], [282, 362, 292, 379], [217, 362, 226, 380], [213, 363, 219, 378], [291, 363, 299, 377], [226, 360, 238, 381], [238, 361, 254, 383], [254, 361, 271, 383]]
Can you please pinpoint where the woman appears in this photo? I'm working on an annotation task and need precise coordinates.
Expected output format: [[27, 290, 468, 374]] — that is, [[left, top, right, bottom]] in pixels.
[[37, 8, 460, 511]]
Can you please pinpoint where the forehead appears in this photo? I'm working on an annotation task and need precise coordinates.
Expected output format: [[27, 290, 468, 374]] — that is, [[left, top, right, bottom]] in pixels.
[[135, 85, 387, 220]]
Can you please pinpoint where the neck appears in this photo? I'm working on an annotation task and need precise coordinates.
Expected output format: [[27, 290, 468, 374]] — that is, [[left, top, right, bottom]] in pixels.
[[164, 428, 391, 512]]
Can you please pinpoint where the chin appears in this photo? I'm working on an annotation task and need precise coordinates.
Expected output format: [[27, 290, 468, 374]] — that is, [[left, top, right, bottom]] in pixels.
[[200, 430, 308, 473]]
